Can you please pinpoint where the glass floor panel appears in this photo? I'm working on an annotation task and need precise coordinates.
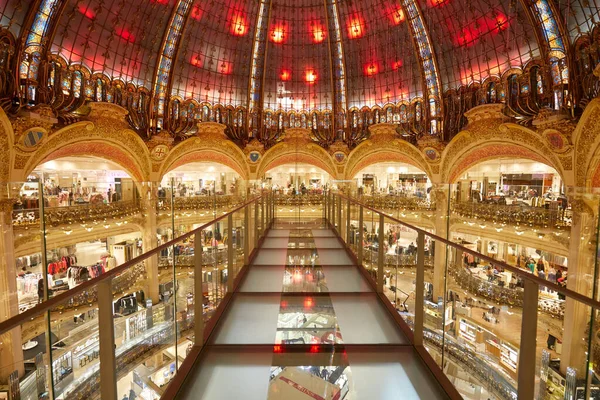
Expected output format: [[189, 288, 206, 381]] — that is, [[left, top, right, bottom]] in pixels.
[[178, 348, 273, 400], [311, 229, 337, 237], [178, 346, 449, 400], [212, 294, 281, 344], [312, 237, 344, 248], [330, 293, 408, 344], [282, 266, 329, 292], [254, 249, 289, 265], [345, 346, 449, 399], [176, 218, 447, 399], [266, 230, 291, 237], [312, 249, 354, 265], [320, 266, 372, 292], [240, 266, 286, 292], [262, 237, 292, 248]]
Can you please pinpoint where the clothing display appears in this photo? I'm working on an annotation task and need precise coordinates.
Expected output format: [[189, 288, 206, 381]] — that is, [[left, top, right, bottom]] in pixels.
[[67, 266, 90, 289], [47, 255, 77, 275]]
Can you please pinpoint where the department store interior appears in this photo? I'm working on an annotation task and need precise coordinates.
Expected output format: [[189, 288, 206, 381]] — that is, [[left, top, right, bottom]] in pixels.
[[3, 0, 600, 399]]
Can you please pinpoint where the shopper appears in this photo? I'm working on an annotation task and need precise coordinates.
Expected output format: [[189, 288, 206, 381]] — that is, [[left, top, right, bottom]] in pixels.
[[37, 278, 44, 304]]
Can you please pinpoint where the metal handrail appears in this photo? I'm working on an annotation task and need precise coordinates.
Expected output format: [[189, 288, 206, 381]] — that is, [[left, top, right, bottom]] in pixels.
[[0, 195, 262, 337], [336, 191, 600, 311]]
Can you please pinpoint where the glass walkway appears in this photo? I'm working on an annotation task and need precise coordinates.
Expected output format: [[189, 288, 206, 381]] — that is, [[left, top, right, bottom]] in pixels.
[[175, 217, 450, 399]]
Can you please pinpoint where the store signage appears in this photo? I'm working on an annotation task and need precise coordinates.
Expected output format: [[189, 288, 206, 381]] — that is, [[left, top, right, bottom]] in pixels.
[[279, 376, 341, 400]]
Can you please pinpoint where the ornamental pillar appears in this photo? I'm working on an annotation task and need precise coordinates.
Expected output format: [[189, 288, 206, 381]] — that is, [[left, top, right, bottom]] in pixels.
[[560, 193, 597, 378], [0, 198, 24, 383], [431, 185, 450, 301], [141, 187, 160, 305]]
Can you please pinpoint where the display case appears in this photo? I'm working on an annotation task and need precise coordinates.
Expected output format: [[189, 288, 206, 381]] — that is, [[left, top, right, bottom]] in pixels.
[[500, 342, 519, 376]]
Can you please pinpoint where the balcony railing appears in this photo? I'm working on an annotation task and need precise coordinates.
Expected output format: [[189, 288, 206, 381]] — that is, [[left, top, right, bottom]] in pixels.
[[0, 193, 273, 400], [324, 190, 600, 400], [451, 201, 572, 230]]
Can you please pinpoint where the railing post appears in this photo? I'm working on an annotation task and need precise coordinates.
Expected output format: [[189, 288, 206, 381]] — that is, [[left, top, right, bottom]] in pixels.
[[244, 205, 249, 265], [98, 279, 117, 400], [346, 198, 351, 244], [227, 213, 234, 292], [518, 279, 539, 399], [337, 195, 342, 236], [324, 191, 328, 222], [330, 192, 335, 228], [358, 205, 364, 265], [254, 200, 259, 248], [270, 193, 273, 224], [414, 231, 425, 346], [377, 213, 384, 293], [262, 198, 266, 233], [265, 194, 269, 227], [339, 196, 345, 241], [194, 233, 204, 345]]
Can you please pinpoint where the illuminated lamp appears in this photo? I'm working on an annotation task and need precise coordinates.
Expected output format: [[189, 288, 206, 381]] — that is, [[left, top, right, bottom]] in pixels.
[[280, 300, 288, 309], [309, 345, 320, 353], [270, 26, 286, 43], [430, 0, 448, 6], [311, 25, 325, 43], [115, 27, 135, 43], [390, 8, 405, 24], [305, 69, 317, 84], [347, 15, 365, 39], [304, 297, 313, 308], [273, 345, 283, 353], [190, 5, 202, 21], [364, 62, 379, 76], [280, 69, 291, 81], [218, 61, 232, 74], [492, 12, 508, 33], [190, 54, 202, 67], [392, 60, 403, 70], [231, 14, 247, 36], [153, 0, 169, 4], [78, 5, 95, 19], [457, 26, 479, 47]]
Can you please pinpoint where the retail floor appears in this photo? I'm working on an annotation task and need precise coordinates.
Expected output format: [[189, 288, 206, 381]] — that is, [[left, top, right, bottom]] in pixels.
[[177, 217, 449, 400]]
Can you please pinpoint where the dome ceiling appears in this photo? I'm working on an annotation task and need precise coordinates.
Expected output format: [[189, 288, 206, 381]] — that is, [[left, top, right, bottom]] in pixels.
[[3, 0, 595, 109], [1, 0, 600, 143]]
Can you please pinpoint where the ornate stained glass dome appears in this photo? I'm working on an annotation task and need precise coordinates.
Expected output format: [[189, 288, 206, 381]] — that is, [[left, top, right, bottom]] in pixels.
[[0, 0, 599, 146]]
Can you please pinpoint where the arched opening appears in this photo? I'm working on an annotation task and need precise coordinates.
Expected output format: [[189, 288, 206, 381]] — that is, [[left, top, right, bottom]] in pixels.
[[451, 157, 565, 205], [447, 157, 569, 375], [157, 161, 246, 240], [265, 163, 331, 195], [265, 163, 333, 221], [13, 155, 144, 317], [352, 161, 431, 198], [161, 162, 244, 197]]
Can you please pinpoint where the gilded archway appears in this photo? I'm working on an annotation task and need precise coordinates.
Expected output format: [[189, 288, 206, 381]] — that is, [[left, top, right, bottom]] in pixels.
[[344, 124, 433, 180], [18, 104, 151, 182], [159, 123, 250, 180], [441, 123, 567, 184], [573, 99, 600, 188], [256, 129, 337, 178], [0, 108, 14, 184]]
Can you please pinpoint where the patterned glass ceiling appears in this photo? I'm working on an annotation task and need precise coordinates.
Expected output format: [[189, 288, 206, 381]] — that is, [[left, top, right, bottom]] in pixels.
[[1, 0, 599, 109]]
